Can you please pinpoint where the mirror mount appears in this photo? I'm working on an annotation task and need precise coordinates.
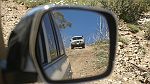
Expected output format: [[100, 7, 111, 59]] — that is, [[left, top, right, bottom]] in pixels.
[[2, 70, 38, 84]]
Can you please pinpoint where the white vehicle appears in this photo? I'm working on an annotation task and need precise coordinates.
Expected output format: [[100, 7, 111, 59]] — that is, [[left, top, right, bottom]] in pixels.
[[70, 36, 85, 49]]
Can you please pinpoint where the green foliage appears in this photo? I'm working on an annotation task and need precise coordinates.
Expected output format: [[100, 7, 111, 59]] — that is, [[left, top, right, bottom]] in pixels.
[[94, 40, 109, 45], [24, 2, 46, 8], [100, 0, 150, 23], [138, 45, 146, 55], [14, 0, 50, 8], [118, 37, 129, 45], [14, 0, 150, 24], [145, 0, 150, 6], [127, 24, 140, 33], [59, 0, 101, 6], [144, 21, 150, 40], [14, 0, 101, 8], [93, 40, 109, 50]]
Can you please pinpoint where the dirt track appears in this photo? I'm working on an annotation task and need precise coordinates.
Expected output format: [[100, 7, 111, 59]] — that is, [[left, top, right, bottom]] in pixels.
[[66, 46, 107, 79]]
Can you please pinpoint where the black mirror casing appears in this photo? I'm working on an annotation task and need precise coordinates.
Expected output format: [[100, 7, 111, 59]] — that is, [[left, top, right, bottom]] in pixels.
[[29, 6, 117, 83], [5, 13, 38, 84]]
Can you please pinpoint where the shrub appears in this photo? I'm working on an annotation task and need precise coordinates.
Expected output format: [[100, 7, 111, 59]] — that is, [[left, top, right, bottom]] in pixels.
[[145, 28, 150, 40], [127, 24, 140, 33], [14, 0, 50, 8], [96, 50, 108, 69], [92, 40, 109, 69], [138, 46, 146, 55], [144, 21, 150, 40], [13, 0, 101, 8], [100, 0, 150, 23], [118, 37, 129, 45], [93, 40, 109, 50]]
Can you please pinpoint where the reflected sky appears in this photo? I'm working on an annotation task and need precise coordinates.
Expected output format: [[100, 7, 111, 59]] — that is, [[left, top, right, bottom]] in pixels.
[[53, 9, 109, 47]]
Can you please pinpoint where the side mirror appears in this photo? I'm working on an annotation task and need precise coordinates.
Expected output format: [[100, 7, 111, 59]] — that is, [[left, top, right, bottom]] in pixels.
[[29, 6, 117, 83]]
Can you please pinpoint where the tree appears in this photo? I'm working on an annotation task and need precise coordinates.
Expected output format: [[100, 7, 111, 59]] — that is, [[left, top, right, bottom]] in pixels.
[[52, 11, 72, 29]]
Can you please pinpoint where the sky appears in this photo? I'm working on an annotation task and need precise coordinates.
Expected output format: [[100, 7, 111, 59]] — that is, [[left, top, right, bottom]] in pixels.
[[53, 9, 109, 47]]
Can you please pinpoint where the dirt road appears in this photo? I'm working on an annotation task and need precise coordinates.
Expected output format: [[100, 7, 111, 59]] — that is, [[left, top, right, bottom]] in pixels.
[[66, 46, 108, 79]]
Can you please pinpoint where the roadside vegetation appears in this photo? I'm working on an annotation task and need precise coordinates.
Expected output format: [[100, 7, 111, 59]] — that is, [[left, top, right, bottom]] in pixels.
[[13, 0, 101, 8], [127, 24, 140, 34], [14, 0, 150, 22], [118, 37, 129, 45], [93, 40, 109, 69], [100, 0, 150, 23], [13, 0, 150, 38], [99, 0, 150, 40], [144, 21, 150, 40], [13, 0, 49, 8]]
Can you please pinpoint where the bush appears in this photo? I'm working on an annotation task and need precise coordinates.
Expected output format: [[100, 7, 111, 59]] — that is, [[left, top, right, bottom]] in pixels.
[[96, 50, 108, 69], [13, 0, 150, 23], [93, 40, 109, 69], [14, 0, 50, 8], [145, 28, 150, 40], [145, 0, 150, 6], [127, 24, 140, 33], [93, 40, 109, 50], [100, 0, 150, 23], [118, 37, 129, 45], [138, 45, 146, 55], [14, 0, 101, 8], [144, 21, 150, 40]]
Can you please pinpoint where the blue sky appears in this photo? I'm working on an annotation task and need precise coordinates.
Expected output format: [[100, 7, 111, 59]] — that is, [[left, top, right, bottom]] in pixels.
[[54, 9, 109, 47]]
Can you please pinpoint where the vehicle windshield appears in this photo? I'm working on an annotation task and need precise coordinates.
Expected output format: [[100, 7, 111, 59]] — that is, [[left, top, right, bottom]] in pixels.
[[72, 37, 83, 40]]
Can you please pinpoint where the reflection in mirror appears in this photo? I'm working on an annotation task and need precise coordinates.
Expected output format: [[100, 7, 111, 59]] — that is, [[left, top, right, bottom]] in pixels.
[[52, 9, 109, 80], [36, 9, 110, 81]]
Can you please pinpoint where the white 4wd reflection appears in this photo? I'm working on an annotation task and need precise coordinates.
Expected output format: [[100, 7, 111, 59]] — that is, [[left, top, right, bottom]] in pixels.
[[70, 36, 85, 49]]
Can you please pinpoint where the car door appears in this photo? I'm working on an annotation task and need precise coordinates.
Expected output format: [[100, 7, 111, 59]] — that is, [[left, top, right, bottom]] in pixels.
[[36, 13, 72, 81]]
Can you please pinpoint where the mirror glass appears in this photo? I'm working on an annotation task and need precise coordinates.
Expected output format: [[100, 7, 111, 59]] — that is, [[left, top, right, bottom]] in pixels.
[[36, 9, 110, 81]]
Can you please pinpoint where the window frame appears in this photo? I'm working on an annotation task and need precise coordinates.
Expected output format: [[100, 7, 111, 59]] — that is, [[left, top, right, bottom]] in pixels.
[[36, 23, 48, 66], [50, 12, 66, 56], [38, 12, 66, 67]]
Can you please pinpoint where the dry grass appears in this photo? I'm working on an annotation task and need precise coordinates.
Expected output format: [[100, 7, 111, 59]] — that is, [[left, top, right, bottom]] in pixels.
[[93, 40, 109, 69], [144, 21, 150, 40], [127, 24, 140, 34]]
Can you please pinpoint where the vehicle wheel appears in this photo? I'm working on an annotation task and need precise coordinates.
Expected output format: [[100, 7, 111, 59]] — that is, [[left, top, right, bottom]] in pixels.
[[71, 46, 74, 49], [82, 45, 85, 48]]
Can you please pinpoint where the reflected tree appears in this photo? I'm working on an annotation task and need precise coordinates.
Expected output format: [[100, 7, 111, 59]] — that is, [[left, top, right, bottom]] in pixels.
[[52, 11, 72, 29], [95, 16, 109, 41], [86, 16, 109, 44]]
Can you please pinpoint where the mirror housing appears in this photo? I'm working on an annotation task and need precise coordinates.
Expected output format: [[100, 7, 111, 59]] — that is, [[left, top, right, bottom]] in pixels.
[[5, 6, 117, 84], [2, 70, 37, 84], [5, 2, 118, 82], [29, 5, 117, 83]]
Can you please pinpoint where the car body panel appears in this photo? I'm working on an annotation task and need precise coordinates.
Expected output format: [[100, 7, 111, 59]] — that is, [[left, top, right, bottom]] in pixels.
[[34, 12, 72, 81], [43, 56, 71, 80]]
